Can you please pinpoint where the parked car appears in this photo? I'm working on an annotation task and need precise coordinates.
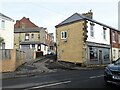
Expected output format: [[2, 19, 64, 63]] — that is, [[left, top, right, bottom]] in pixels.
[[47, 50, 55, 55], [104, 58, 120, 86]]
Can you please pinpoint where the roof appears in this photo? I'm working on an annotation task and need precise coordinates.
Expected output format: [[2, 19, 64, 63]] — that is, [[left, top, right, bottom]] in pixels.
[[20, 41, 47, 46], [55, 13, 118, 31], [14, 27, 44, 33], [0, 13, 14, 22], [14, 17, 39, 28], [58, 13, 84, 26]]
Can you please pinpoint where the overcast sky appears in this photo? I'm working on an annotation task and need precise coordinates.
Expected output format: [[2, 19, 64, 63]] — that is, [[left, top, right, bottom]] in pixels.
[[1, 0, 119, 38]]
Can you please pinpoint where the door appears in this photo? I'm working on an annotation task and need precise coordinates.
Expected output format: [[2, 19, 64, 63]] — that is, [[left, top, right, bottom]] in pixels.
[[99, 50, 103, 64], [2, 43, 5, 49]]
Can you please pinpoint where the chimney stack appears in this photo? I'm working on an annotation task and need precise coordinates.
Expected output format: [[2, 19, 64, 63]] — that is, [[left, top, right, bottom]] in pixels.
[[82, 10, 93, 19]]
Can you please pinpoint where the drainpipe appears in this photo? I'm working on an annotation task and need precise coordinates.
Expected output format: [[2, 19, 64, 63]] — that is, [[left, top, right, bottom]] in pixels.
[[110, 29, 113, 63]]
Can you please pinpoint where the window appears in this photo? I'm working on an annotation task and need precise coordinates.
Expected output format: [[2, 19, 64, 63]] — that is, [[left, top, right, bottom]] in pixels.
[[118, 34, 120, 43], [1, 20, 5, 29], [25, 33, 29, 41], [90, 25, 94, 37], [61, 31, 67, 39], [31, 34, 34, 38], [113, 50, 116, 59], [112, 31, 116, 42], [32, 44, 35, 49], [2, 42, 5, 49], [38, 34, 40, 39], [103, 48, 110, 60], [38, 44, 41, 51], [89, 47, 98, 60], [44, 46, 46, 51], [119, 50, 120, 57], [103, 29, 106, 39]]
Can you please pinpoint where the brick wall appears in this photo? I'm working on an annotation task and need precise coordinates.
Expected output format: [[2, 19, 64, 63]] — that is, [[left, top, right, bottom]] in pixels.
[[14, 17, 38, 28]]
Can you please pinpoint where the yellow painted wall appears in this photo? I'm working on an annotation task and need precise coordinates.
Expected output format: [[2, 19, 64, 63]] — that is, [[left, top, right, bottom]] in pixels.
[[56, 21, 86, 64]]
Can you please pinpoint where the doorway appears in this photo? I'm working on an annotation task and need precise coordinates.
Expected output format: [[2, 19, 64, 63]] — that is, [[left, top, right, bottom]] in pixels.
[[99, 50, 103, 64]]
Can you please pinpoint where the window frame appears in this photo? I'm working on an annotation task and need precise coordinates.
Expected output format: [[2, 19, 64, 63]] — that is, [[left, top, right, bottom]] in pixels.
[[61, 31, 67, 39], [89, 46, 98, 61], [90, 24, 94, 37], [1, 20, 5, 29], [118, 34, 120, 44], [25, 33, 29, 41], [31, 34, 34, 38], [112, 31, 116, 42], [103, 29, 106, 40]]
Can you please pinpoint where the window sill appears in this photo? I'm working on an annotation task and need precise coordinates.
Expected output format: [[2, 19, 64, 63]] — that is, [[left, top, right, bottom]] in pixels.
[[61, 38, 67, 40], [90, 36, 95, 39]]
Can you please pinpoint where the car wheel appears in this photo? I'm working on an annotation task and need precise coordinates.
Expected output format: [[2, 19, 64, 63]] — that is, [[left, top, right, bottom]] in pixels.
[[104, 76, 111, 86]]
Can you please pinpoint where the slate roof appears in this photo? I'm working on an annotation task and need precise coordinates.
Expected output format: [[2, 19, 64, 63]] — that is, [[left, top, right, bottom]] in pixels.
[[0, 13, 14, 22], [14, 27, 44, 33], [55, 13, 118, 31]]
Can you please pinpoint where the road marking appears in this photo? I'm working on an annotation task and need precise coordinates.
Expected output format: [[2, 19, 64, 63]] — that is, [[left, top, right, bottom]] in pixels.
[[89, 75, 104, 79], [27, 80, 71, 89]]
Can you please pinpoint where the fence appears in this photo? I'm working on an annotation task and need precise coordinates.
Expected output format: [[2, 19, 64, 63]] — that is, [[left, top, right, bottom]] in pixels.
[[0, 49, 26, 72]]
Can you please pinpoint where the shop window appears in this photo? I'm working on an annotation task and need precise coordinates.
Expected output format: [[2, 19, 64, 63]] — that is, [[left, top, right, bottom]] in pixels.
[[113, 50, 116, 59], [89, 47, 98, 60], [103, 48, 110, 60]]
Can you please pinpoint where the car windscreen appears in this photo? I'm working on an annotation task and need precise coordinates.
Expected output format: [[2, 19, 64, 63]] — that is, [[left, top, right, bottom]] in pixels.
[[115, 58, 120, 65]]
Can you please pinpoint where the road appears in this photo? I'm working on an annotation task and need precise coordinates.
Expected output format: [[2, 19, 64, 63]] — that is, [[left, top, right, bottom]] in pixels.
[[2, 68, 117, 89]]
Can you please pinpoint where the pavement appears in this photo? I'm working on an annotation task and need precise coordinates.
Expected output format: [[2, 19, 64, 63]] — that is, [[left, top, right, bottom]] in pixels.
[[1, 56, 54, 80], [1, 55, 107, 80]]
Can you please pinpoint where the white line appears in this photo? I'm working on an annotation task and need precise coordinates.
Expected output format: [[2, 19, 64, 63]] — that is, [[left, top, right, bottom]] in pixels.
[[28, 80, 71, 89], [89, 75, 104, 79]]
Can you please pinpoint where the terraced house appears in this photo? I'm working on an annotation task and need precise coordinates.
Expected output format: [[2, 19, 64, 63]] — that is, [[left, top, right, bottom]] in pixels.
[[55, 11, 118, 66], [14, 17, 54, 57], [111, 26, 120, 61]]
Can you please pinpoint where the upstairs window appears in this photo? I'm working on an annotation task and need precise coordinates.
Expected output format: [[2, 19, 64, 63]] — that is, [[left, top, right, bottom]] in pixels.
[[112, 31, 116, 42], [25, 33, 29, 41], [1, 20, 5, 29], [103, 27, 107, 40], [38, 34, 40, 39], [118, 34, 120, 44], [90, 23, 94, 37], [103, 30, 106, 39], [61, 31, 67, 39], [31, 34, 34, 38]]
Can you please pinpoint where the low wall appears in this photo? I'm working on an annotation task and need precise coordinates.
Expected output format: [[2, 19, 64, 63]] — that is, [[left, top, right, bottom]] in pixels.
[[0, 49, 26, 72]]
